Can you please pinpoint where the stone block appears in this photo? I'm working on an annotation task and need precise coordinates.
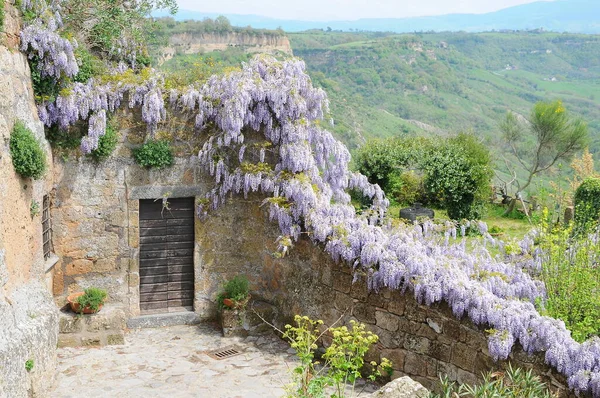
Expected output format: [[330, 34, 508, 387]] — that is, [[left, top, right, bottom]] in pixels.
[[452, 342, 475, 372], [368, 292, 387, 309], [403, 335, 431, 355], [65, 259, 94, 276], [107, 334, 125, 345], [388, 298, 405, 316], [352, 302, 376, 324], [404, 352, 428, 377], [368, 376, 429, 398], [334, 291, 354, 312], [129, 227, 140, 248], [84, 308, 126, 333], [381, 349, 406, 371], [350, 281, 369, 302], [94, 258, 117, 273], [128, 211, 140, 228], [59, 315, 83, 334], [428, 341, 452, 363], [375, 310, 399, 332], [456, 368, 479, 386], [57, 335, 80, 348], [437, 361, 459, 380], [82, 337, 102, 347], [332, 271, 352, 294]]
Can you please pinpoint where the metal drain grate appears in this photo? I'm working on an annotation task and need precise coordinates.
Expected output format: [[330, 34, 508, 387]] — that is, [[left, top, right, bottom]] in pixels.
[[206, 346, 243, 360]]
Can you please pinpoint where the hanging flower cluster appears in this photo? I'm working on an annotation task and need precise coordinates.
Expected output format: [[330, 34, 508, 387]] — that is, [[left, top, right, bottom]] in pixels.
[[19, 0, 78, 80], [169, 56, 600, 396], [37, 71, 165, 151]]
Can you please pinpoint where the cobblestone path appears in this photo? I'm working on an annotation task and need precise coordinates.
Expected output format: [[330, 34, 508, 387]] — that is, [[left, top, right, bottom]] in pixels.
[[49, 323, 297, 398]]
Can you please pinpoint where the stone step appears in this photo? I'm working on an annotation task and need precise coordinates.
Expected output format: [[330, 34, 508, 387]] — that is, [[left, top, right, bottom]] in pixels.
[[127, 311, 201, 329], [58, 304, 126, 347]]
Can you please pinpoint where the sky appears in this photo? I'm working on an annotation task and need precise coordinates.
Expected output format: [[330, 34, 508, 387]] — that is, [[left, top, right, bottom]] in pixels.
[[175, 0, 554, 21]]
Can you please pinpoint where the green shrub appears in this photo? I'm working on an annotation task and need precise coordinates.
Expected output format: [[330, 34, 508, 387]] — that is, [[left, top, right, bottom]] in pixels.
[[88, 125, 118, 161], [422, 134, 492, 220], [217, 275, 249, 310], [537, 209, 600, 342], [574, 177, 600, 232], [389, 171, 424, 206], [133, 140, 174, 169], [431, 364, 553, 398], [9, 121, 46, 179], [76, 288, 107, 314]]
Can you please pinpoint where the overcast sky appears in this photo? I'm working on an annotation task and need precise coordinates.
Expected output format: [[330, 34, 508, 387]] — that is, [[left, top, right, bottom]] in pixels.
[[176, 0, 553, 21]]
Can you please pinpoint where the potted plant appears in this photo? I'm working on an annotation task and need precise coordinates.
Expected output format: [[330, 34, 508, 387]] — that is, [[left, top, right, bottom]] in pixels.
[[67, 287, 107, 315], [217, 275, 250, 337]]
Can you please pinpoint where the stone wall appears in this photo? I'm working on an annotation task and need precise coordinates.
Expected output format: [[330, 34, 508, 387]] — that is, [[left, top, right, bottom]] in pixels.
[[197, 198, 575, 397], [0, 3, 59, 397]]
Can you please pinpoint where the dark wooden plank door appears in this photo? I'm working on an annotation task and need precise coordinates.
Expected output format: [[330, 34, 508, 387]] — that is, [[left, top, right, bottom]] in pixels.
[[139, 197, 195, 313]]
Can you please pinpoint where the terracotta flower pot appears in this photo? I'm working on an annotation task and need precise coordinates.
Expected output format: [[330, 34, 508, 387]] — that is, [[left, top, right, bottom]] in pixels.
[[67, 292, 103, 314], [222, 298, 235, 308]]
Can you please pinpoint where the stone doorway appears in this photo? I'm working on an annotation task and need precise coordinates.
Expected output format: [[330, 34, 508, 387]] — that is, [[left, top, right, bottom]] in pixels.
[[139, 198, 195, 314]]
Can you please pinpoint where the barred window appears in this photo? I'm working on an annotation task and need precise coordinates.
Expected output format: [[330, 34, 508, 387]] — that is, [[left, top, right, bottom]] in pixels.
[[42, 195, 53, 260]]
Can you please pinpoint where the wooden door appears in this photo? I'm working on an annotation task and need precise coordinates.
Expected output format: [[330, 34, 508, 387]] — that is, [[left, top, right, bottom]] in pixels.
[[139, 197, 195, 313]]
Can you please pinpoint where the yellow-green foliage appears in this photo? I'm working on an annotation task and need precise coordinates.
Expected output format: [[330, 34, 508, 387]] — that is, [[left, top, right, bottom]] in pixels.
[[282, 315, 391, 398]]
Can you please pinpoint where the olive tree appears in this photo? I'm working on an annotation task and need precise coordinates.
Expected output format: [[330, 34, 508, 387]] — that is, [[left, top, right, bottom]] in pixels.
[[500, 100, 589, 199]]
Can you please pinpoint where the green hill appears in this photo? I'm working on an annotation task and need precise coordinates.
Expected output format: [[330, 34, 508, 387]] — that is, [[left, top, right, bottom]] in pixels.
[[289, 31, 600, 155]]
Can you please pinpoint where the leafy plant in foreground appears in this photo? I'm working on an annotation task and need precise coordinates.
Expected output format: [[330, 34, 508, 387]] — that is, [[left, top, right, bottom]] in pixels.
[[283, 315, 391, 398], [9, 121, 46, 179], [431, 364, 555, 398], [76, 288, 107, 314]]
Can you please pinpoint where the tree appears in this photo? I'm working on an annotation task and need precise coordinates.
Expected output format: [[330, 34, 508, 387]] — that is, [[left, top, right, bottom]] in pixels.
[[500, 100, 589, 198]]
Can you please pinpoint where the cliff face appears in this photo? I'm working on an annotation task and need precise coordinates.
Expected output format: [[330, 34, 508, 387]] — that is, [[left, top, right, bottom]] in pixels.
[[0, 4, 59, 397], [158, 32, 293, 64]]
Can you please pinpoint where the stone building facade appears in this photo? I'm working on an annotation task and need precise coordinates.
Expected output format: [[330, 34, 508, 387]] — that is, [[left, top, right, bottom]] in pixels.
[[0, 3, 59, 397]]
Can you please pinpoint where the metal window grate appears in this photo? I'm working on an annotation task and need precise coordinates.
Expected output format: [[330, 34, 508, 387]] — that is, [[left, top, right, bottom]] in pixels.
[[206, 346, 242, 360], [42, 195, 53, 260]]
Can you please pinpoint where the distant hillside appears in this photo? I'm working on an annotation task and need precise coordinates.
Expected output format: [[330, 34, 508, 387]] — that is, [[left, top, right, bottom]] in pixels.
[[288, 31, 600, 157], [156, 0, 600, 34]]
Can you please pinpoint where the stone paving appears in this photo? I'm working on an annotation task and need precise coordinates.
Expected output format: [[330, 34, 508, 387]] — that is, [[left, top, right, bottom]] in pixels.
[[49, 323, 378, 398]]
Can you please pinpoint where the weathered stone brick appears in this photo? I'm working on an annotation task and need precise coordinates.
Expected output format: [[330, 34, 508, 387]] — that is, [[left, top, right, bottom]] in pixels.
[[452, 342, 475, 372], [368, 292, 387, 309], [332, 271, 352, 294], [350, 281, 368, 302], [388, 298, 405, 316], [404, 352, 428, 376], [107, 334, 125, 345], [375, 310, 399, 332], [352, 302, 376, 324], [57, 335, 80, 348], [65, 259, 94, 276], [381, 349, 406, 370], [59, 316, 83, 334], [429, 341, 452, 363], [82, 337, 101, 347], [403, 335, 431, 355]]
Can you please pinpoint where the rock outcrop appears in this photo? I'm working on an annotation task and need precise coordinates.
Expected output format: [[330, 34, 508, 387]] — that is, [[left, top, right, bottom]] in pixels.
[[158, 31, 293, 64]]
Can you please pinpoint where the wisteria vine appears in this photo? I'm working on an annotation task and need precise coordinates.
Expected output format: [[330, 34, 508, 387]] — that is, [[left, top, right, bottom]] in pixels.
[[166, 56, 599, 396]]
